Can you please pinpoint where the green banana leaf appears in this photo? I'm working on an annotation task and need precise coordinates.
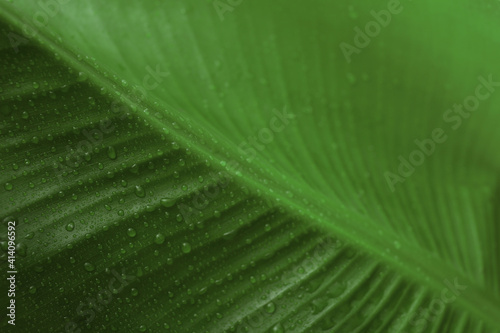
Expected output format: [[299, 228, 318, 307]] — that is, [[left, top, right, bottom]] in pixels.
[[1, 0, 500, 332]]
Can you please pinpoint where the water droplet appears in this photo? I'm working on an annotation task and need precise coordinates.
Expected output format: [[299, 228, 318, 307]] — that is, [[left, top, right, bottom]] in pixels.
[[65, 222, 75, 232], [107, 146, 117, 160], [29, 286, 37, 294], [265, 302, 276, 314], [134, 185, 145, 198], [77, 72, 88, 82], [131, 288, 138, 296], [84, 262, 95, 272], [127, 228, 137, 238], [181, 242, 191, 254], [154, 233, 165, 245], [4, 183, 13, 191], [160, 198, 176, 207], [16, 243, 27, 257], [272, 323, 285, 333], [130, 164, 139, 174]]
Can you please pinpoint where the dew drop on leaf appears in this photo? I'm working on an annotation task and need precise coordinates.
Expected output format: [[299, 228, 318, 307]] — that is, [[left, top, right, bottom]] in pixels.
[[154, 233, 165, 245], [16, 243, 27, 257], [76, 72, 88, 82], [272, 323, 285, 333], [84, 262, 95, 272], [265, 302, 276, 314], [160, 198, 176, 207], [107, 146, 117, 160], [127, 228, 137, 238], [134, 185, 145, 198], [181, 242, 191, 253]]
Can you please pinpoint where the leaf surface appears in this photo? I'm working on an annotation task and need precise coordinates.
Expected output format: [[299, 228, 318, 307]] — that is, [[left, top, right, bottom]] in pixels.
[[1, 1, 500, 332]]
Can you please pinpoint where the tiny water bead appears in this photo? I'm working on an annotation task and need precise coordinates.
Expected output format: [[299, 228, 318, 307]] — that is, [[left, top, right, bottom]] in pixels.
[[265, 302, 276, 314], [4, 183, 13, 191], [127, 228, 137, 238], [84, 262, 95, 272], [272, 323, 285, 333], [16, 243, 27, 257], [181, 242, 191, 254], [154, 233, 166, 245], [76, 71, 88, 82], [130, 164, 139, 174], [134, 185, 145, 198], [131, 288, 138, 296], [65, 222, 75, 231], [107, 146, 117, 160], [160, 198, 176, 207]]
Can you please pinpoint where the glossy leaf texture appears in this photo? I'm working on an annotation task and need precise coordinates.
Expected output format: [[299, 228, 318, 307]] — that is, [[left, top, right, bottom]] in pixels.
[[1, 0, 500, 332]]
